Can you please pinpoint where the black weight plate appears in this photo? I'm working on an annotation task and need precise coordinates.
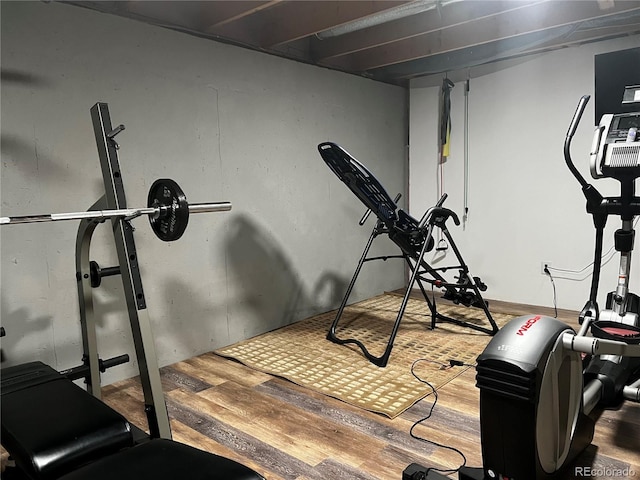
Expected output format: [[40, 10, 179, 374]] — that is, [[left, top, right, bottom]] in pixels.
[[147, 179, 189, 241]]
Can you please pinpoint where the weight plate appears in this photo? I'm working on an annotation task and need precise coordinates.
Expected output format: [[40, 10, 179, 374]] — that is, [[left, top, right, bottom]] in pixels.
[[147, 179, 189, 241]]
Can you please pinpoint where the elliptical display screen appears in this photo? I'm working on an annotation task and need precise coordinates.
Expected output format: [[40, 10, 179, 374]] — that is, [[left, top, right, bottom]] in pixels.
[[617, 114, 640, 131]]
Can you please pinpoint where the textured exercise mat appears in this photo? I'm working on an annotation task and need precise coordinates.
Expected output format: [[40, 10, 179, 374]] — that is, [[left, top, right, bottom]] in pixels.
[[215, 294, 515, 418]]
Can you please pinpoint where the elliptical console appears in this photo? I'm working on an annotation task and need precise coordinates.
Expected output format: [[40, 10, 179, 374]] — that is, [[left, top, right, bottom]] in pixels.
[[591, 86, 640, 180]]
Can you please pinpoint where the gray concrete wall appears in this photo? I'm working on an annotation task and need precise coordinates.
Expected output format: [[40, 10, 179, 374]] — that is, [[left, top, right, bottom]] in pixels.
[[0, 2, 408, 383], [409, 35, 640, 312]]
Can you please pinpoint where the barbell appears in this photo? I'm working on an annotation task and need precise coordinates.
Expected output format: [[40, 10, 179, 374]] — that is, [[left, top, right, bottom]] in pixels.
[[0, 179, 231, 242]]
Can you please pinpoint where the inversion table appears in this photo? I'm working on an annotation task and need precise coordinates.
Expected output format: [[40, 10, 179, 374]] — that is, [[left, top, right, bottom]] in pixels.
[[318, 142, 498, 367]]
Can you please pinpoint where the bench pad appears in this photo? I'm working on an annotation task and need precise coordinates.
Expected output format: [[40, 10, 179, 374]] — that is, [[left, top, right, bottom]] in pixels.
[[1, 361, 133, 479], [58, 439, 265, 480]]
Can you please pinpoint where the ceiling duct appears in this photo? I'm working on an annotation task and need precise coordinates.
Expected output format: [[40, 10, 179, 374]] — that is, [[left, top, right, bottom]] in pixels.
[[315, 0, 462, 39]]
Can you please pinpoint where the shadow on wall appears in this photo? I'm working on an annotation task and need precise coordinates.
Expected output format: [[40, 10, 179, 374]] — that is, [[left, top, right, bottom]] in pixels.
[[0, 282, 130, 368], [1, 69, 62, 177], [0, 293, 53, 365], [1, 69, 53, 87], [225, 214, 348, 337], [159, 277, 228, 357], [1, 134, 73, 180]]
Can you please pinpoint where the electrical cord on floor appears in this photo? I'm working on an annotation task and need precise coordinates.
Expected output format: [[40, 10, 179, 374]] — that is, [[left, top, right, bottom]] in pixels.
[[408, 358, 468, 477], [544, 265, 558, 318]]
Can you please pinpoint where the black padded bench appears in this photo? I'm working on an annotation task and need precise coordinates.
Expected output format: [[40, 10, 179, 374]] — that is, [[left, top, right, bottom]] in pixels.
[[1, 361, 134, 479], [1, 362, 264, 480], [58, 439, 262, 480]]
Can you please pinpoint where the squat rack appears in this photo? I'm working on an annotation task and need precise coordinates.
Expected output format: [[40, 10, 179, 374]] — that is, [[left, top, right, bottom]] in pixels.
[[2, 102, 232, 440]]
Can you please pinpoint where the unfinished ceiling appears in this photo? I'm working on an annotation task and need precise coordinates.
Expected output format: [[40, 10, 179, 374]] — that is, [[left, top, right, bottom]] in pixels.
[[68, 0, 640, 86]]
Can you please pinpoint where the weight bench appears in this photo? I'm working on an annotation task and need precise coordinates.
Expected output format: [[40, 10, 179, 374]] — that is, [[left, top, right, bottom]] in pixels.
[[1, 361, 264, 480], [318, 142, 498, 367]]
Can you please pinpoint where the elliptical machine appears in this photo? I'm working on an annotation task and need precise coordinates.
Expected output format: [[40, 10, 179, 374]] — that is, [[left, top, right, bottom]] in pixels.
[[467, 88, 640, 479], [405, 87, 640, 480]]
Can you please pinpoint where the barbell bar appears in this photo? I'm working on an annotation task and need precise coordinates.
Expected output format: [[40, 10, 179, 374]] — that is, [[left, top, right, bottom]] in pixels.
[[0, 204, 231, 224], [0, 179, 231, 242]]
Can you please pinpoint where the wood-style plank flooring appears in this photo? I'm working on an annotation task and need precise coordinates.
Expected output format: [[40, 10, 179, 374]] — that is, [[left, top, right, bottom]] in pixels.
[[100, 297, 640, 480]]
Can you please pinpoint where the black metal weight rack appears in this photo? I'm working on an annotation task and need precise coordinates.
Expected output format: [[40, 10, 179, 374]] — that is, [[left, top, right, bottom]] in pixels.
[[2, 102, 232, 439]]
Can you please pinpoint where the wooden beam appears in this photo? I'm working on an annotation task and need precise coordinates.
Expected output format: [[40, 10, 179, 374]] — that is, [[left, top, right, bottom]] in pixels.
[[201, 1, 282, 30], [323, 0, 640, 72], [209, 0, 414, 49], [311, 0, 541, 61], [378, 24, 640, 82]]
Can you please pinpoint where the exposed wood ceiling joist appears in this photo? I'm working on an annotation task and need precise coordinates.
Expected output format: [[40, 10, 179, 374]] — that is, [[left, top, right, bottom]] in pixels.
[[66, 0, 640, 86]]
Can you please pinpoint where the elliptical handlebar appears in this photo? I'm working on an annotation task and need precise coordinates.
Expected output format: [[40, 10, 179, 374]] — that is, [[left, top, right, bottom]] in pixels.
[[564, 95, 591, 188], [566, 95, 590, 139]]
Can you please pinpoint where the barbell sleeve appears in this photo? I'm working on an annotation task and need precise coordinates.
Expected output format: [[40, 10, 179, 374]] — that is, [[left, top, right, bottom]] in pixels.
[[187, 202, 232, 214]]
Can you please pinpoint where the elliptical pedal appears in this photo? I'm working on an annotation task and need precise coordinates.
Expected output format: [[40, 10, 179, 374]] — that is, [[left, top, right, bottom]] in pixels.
[[591, 321, 640, 344]]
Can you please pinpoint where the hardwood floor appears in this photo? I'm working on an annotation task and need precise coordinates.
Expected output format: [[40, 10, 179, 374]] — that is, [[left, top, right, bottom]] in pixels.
[[100, 297, 640, 480]]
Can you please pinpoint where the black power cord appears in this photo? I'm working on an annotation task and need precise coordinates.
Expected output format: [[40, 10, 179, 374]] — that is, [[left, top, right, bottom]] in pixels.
[[407, 358, 469, 477], [543, 265, 558, 318]]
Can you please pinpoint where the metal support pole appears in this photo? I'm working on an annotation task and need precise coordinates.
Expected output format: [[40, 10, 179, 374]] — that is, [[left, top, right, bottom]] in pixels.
[[463, 78, 470, 228], [76, 196, 108, 398], [90, 102, 172, 440]]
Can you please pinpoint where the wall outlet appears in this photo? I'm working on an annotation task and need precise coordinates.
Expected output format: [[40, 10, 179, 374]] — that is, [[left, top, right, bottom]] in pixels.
[[541, 261, 552, 275]]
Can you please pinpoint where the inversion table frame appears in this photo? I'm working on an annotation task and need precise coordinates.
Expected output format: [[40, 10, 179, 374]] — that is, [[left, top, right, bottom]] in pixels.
[[319, 142, 498, 367]]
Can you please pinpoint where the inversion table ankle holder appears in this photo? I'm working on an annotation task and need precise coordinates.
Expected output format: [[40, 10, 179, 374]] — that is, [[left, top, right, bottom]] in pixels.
[[318, 142, 498, 367]]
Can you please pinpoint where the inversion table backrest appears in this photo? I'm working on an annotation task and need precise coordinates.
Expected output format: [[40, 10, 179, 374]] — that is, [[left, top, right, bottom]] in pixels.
[[318, 142, 427, 255], [318, 142, 399, 228]]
